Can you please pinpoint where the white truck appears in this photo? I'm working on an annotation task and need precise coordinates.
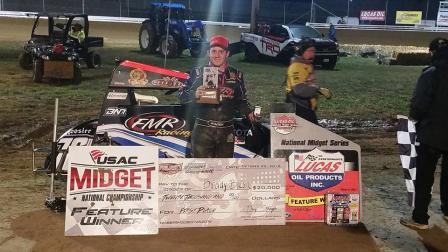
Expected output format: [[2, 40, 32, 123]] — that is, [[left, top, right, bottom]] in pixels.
[[240, 24, 339, 69]]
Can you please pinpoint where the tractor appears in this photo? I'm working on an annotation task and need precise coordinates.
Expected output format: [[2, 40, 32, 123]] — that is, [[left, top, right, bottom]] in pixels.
[[18, 13, 103, 83], [138, 2, 208, 58]]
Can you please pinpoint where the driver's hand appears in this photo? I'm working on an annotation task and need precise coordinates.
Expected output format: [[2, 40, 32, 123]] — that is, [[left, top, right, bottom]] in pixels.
[[246, 112, 257, 123], [195, 86, 206, 98]]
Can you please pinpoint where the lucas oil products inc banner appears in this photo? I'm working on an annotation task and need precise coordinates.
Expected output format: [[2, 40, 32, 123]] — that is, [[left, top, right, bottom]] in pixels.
[[271, 112, 361, 222], [65, 146, 159, 236]]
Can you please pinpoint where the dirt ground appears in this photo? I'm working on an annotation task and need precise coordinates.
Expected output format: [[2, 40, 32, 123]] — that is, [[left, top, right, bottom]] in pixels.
[[1, 17, 448, 252]]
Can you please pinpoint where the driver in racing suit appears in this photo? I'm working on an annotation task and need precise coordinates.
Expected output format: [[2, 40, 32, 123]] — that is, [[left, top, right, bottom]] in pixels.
[[179, 35, 256, 158]]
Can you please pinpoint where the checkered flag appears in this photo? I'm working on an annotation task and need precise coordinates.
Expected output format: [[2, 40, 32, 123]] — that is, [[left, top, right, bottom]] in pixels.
[[397, 115, 418, 207]]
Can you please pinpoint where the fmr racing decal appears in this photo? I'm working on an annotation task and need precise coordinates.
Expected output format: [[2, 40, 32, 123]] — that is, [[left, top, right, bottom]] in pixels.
[[129, 68, 149, 86], [288, 148, 345, 192], [125, 113, 191, 137], [272, 115, 297, 135], [150, 77, 183, 89]]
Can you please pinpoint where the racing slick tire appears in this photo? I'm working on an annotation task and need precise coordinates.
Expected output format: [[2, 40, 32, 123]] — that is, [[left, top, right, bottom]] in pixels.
[[139, 23, 157, 54], [72, 64, 82, 85], [32, 58, 44, 83], [244, 44, 260, 62], [159, 35, 179, 58], [86, 52, 101, 69], [19, 51, 33, 70]]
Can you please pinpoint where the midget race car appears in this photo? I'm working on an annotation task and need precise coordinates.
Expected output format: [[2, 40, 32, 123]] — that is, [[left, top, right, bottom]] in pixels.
[[34, 60, 270, 180]]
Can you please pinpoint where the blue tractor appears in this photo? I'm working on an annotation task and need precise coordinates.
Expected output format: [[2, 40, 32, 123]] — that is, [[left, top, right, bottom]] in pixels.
[[138, 2, 208, 58]]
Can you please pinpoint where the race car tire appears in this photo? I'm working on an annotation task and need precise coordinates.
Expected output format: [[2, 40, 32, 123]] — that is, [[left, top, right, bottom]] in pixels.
[[159, 35, 179, 58], [139, 23, 157, 54], [19, 51, 33, 70], [244, 44, 259, 62], [73, 64, 82, 85], [32, 59, 44, 83], [86, 52, 101, 69]]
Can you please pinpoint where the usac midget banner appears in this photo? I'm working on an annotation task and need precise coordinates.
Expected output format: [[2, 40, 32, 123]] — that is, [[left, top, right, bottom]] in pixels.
[[271, 111, 361, 222], [65, 146, 158, 236], [158, 158, 286, 228]]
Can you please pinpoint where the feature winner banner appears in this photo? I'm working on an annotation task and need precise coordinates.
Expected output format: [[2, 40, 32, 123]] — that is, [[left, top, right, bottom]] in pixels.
[[158, 158, 286, 228], [65, 146, 159, 236], [271, 111, 361, 222]]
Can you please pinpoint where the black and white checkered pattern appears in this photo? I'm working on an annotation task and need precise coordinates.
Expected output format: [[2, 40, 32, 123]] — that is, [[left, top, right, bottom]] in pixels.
[[397, 115, 418, 207]]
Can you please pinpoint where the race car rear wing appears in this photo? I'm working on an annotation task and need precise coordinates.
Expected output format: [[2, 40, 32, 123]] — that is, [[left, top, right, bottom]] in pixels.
[[109, 60, 189, 90]]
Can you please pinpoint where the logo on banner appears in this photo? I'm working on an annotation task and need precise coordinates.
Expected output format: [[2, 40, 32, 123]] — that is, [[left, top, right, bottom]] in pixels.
[[125, 113, 191, 137], [159, 163, 182, 175], [89, 149, 137, 165], [360, 10, 385, 21], [288, 149, 345, 192], [272, 115, 297, 135]]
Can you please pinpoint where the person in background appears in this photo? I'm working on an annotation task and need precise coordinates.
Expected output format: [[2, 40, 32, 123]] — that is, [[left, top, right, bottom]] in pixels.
[[178, 35, 256, 158], [68, 23, 85, 44], [285, 38, 332, 124], [400, 37, 448, 230], [328, 23, 337, 42]]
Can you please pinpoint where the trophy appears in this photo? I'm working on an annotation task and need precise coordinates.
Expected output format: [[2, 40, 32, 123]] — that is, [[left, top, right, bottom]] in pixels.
[[197, 67, 220, 104]]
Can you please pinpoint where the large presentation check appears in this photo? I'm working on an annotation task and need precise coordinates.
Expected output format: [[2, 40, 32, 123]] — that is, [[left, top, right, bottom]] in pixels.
[[159, 158, 286, 228]]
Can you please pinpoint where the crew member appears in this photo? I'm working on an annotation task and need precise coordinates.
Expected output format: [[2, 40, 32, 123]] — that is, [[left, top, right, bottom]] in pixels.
[[400, 37, 448, 230], [179, 35, 256, 158], [68, 23, 85, 44], [285, 38, 332, 124]]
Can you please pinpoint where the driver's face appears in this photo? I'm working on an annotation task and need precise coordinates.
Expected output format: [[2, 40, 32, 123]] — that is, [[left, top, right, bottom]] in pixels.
[[209, 47, 229, 67]]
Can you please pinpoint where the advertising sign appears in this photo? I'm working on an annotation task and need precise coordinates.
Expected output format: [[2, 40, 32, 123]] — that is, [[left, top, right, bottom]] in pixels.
[[396, 11, 422, 25], [437, 1, 448, 26], [325, 193, 360, 225], [158, 158, 286, 228], [65, 146, 159, 236], [360, 10, 386, 21], [271, 111, 361, 222]]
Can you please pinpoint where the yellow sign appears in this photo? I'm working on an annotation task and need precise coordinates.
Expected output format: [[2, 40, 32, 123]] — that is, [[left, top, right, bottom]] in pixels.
[[286, 195, 325, 207], [396, 11, 422, 25]]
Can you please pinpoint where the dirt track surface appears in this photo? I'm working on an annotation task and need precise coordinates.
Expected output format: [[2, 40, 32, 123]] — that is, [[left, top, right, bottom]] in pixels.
[[1, 17, 448, 252]]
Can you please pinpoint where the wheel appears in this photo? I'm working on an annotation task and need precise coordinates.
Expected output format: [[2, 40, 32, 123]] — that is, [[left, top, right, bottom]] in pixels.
[[244, 44, 259, 62], [139, 23, 157, 54], [86, 52, 101, 69], [72, 64, 82, 85], [32, 59, 44, 83], [19, 51, 33, 70], [159, 35, 179, 58]]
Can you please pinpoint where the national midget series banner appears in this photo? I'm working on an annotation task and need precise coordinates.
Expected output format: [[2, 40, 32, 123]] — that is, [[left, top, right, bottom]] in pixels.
[[65, 146, 159, 236], [271, 112, 361, 222]]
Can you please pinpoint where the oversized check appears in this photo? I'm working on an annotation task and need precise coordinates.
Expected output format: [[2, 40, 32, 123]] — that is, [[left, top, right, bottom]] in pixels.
[[159, 158, 286, 228]]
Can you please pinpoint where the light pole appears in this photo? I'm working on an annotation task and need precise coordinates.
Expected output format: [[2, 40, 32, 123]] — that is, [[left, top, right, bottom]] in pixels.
[[347, 0, 350, 18], [385, 0, 389, 25]]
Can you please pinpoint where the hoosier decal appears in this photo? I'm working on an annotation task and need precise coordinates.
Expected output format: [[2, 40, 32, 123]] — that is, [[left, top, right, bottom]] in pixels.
[[288, 148, 345, 192]]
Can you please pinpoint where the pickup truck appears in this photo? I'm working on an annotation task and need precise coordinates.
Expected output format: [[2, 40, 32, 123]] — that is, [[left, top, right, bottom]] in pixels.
[[240, 24, 339, 69]]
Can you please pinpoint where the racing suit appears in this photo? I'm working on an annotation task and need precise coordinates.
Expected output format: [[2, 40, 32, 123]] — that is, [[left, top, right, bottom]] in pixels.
[[285, 57, 319, 124], [179, 65, 252, 158]]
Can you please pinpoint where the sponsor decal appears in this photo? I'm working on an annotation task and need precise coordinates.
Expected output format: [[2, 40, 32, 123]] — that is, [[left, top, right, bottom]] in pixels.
[[261, 39, 281, 54], [150, 77, 183, 88], [67, 128, 93, 135], [272, 115, 297, 135], [159, 163, 182, 175], [129, 68, 148, 86], [219, 86, 234, 99], [107, 92, 128, 100], [89, 149, 137, 165], [289, 149, 345, 192], [125, 113, 191, 137], [360, 10, 385, 21], [104, 107, 127, 117]]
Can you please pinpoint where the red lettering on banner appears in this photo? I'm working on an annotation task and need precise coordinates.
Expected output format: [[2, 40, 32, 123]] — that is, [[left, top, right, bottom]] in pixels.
[[294, 161, 343, 173]]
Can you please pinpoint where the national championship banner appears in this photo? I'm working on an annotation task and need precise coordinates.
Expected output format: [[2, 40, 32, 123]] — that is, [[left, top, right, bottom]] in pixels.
[[360, 10, 386, 21], [65, 146, 159, 236], [158, 158, 286, 228], [437, 1, 448, 26], [270, 111, 361, 222], [395, 11, 422, 25]]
